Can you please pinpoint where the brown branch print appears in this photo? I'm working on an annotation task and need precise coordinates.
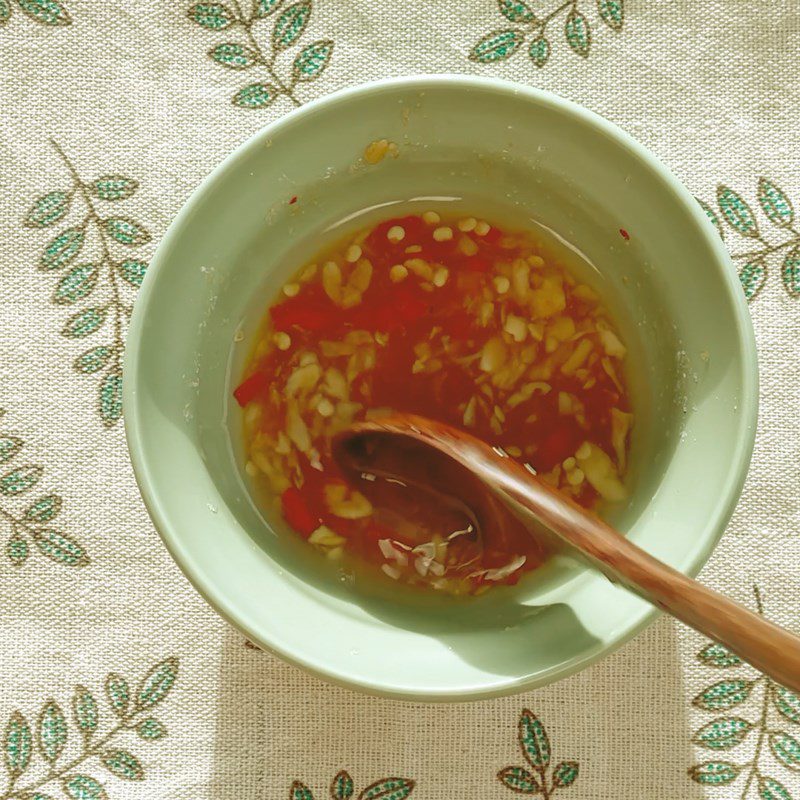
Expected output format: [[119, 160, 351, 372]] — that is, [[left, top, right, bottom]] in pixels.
[[698, 179, 800, 301], [0, 407, 88, 568], [470, 0, 623, 67], [188, 0, 334, 109], [0, 658, 178, 800], [497, 709, 579, 797], [688, 587, 800, 799], [25, 141, 152, 427]]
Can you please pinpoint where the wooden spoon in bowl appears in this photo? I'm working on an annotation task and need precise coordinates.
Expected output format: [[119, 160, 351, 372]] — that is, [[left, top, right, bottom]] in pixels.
[[333, 412, 800, 692]]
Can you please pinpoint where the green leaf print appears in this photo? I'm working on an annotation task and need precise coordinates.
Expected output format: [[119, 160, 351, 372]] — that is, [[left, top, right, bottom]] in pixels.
[[101, 749, 144, 781], [498, 710, 577, 795], [758, 776, 793, 800], [693, 717, 753, 750], [37, 701, 68, 763], [103, 217, 151, 246], [33, 529, 88, 566], [782, 246, 800, 298], [53, 264, 98, 304], [118, 259, 148, 287], [0, 435, 23, 463], [25, 494, 62, 521], [6, 535, 29, 565], [3, 659, 178, 798], [358, 778, 415, 800], [74, 346, 113, 374], [91, 176, 138, 201], [62, 775, 107, 800], [717, 185, 759, 237], [697, 199, 725, 239], [519, 710, 550, 768], [703, 178, 800, 301], [528, 36, 550, 67], [255, 0, 282, 17], [687, 761, 740, 786], [272, 1, 312, 50], [692, 679, 754, 711], [597, 0, 623, 30], [136, 657, 179, 709], [470, 30, 524, 62], [0, 1, 11, 24], [25, 191, 71, 228], [757, 178, 794, 228], [292, 39, 334, 81], [99, 373, 123, 427], [496, 766, 540, 792], [331, 770, 354, 800], [188, 2, 235, 30], [565, 10, 591, 57], [498, 0, 535, 23], [233, 83, 278, 108], [28, 142, 150, 427], [17, 0, 71, 26], [105, 674, 130, 717], [290, 781, 314, 800], [293, 774, 413, 800], [4, 711, 32, 777], [72, 686, 99, 740], [62, 308, 107, 338], [552, 760, 579, 787], [1, 465, 43, 495], [739, 261, 766, 301], [136, 718, 166, 741], [688, 590, 800, 796], [774, 687, 800, 725], [769, 731, 800, 771], [40, 227, 84, 270], [192, 0, 330, 109], [210, 42, 260, 69]]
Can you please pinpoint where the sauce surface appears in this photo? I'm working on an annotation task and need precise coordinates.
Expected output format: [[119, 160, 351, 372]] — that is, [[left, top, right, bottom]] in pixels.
[[235, 211, 633, 594]]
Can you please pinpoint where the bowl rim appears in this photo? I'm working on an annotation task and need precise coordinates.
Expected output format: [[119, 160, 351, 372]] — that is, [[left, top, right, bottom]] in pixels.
[[124, 74, 759, 700]]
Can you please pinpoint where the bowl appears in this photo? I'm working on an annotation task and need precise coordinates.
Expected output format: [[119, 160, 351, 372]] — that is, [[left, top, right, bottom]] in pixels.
[[124, 76, 758, 700]]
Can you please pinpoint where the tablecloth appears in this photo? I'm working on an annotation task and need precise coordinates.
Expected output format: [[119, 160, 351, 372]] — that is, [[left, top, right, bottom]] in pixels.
[[1, 1, 798, 798]]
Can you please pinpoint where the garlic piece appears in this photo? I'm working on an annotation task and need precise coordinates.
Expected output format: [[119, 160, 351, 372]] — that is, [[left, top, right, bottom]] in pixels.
[[575, 443, 627, 502], [480, 337, 508, 373], [610, 407, 633, 471]]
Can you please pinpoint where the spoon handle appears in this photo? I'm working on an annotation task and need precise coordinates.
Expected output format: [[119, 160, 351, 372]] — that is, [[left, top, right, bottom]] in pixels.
[[379, 417, 800, 693]]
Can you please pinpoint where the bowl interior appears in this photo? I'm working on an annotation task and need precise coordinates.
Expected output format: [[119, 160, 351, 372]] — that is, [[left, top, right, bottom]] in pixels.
[[125, 78, 756, 699]]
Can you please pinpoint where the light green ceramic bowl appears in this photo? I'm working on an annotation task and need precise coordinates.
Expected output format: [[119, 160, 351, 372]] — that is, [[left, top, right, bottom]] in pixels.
[[124, 76, 757, 700]]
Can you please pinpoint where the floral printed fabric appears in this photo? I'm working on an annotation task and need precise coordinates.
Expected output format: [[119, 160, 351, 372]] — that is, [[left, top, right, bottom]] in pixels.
[[0, 1, 797, 798]]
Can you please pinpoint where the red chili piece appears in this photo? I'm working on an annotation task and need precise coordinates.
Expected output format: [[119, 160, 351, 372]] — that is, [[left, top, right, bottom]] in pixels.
[[619, 228, 630, 240], [280, 488, 320, 537], [233, 371, 268, 407]]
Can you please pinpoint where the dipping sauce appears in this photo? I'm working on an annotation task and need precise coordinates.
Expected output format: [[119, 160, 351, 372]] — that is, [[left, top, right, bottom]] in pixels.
[[234, 211, 633, 594]]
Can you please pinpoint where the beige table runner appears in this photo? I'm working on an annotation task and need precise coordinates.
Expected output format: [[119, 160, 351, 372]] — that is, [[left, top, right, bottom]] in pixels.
[[1, 1, 799, 798]]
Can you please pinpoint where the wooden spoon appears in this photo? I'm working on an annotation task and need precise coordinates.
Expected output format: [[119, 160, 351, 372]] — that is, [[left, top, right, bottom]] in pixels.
[[333, 412, 800, 692]]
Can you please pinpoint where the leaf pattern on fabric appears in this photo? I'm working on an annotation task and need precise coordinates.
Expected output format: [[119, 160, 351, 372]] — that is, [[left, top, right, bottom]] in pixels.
[[26, 141, 151, 427], [287, 772, 414, 800], [699, 177, 800, 300], [499, 709, 579, 796], [0, 408, 89, 569], [189, 0, 334, 109], [470, 0, 624, 67], [15, 0, 71, 26], [688, 588, 800, 798], [0, 658, 178, 798]]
